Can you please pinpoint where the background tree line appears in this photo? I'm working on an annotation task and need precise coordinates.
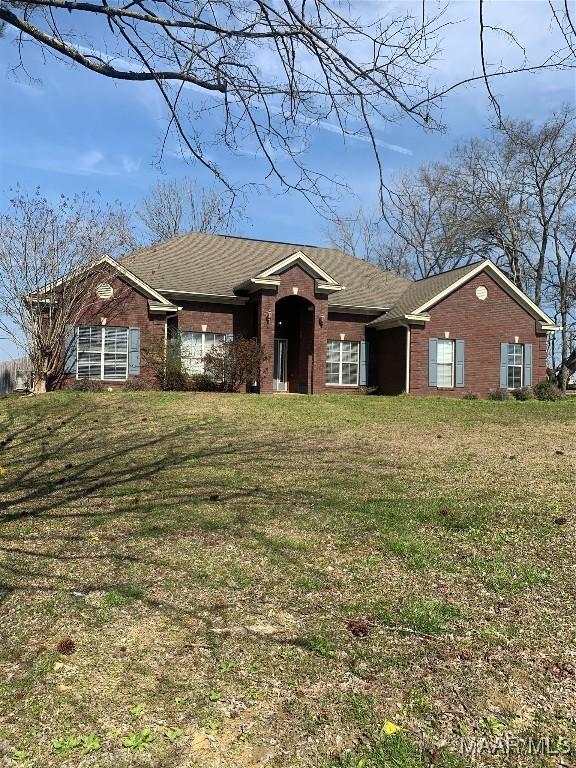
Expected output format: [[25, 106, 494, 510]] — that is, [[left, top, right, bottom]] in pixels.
[[328, 107, 576, 389]]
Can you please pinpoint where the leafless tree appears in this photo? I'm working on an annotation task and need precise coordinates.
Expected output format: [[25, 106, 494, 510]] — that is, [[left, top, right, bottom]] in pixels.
[[1, 1, 574, 209], [329, 165, 478, 279], [137, 178, 241, 244], [0, 189, 134, 392]]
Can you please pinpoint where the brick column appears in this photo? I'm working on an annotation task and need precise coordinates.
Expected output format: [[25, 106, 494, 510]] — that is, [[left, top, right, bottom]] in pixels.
[[257, 290, 276, 393], [311, 297, 328, 394]]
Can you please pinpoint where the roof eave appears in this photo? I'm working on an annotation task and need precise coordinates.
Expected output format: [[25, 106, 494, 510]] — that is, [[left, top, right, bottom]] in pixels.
[[369, 313, 431, 329]]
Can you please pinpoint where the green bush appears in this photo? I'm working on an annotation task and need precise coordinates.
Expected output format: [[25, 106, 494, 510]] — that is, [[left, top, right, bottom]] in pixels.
[[512, 386, 533, 401], [462, 392, 479, 400], [487, 388, 512, 401], [70, 380, 104, 392], [533, 380, 563, 401]]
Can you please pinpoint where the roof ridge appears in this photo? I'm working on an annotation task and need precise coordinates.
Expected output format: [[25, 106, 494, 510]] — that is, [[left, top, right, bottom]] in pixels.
[[410, 260, 485, 284]]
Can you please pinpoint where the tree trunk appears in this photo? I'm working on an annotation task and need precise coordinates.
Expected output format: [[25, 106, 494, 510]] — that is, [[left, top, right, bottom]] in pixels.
[[33, 374, 47, 394]]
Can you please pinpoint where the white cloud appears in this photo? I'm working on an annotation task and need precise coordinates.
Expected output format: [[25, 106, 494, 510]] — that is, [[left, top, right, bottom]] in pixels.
[[0, 141, 142, 177]]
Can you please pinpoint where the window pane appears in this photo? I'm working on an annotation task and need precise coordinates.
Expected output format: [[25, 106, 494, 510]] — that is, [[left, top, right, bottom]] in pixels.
[[437, 339, 454, 364], [437, 363, 453, 388], [342, 363, 359, 385], [103, 327, 128, 380], [507, 366, 522, 389], [436, 340, 454, 387], [77, 326, 102, 379], [326, 363, 340, 385], [326, 341, 339, 363], [181, 332, 204, 374]]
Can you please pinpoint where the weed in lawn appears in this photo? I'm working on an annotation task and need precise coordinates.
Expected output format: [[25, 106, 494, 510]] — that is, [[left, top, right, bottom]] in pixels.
[[122, 728, 155, 751], [103, 583, 144, 607], [472, 560, 549, 594], [376, 600, 461, 635], [163, 727, 183, 743], [307, 636, 336, 658]]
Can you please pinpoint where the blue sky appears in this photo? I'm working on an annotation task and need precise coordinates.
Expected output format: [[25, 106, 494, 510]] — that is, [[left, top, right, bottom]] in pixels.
[[0, 1, 575, 358]]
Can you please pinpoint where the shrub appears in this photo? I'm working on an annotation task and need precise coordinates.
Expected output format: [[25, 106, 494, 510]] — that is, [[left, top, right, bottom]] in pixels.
[[462, 392, 479, 400], [122, 378, 154, 391], [203, 337, 267, 392], [487, 388, 512, 401], [70, 380, 104, 392], [142, 332, 192, 391], [534, 379, 563, 401], [512, 386, 533, 401], [188, 373, 220, 392]]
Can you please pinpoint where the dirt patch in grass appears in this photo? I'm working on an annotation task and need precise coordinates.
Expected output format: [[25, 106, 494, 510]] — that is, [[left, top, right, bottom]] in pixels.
[[1, 392, 576, 767]]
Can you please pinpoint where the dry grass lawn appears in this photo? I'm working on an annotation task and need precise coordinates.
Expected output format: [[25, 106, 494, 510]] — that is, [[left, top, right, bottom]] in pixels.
[[1, 392, 575, 768]]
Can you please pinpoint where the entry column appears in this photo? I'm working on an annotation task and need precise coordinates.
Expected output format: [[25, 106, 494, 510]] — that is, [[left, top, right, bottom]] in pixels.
[[311, 297, 328, 394], [257, 290, 276, 394]]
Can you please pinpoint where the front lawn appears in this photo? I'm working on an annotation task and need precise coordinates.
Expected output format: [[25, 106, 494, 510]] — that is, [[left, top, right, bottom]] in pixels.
[[1, 392, 575, 767]]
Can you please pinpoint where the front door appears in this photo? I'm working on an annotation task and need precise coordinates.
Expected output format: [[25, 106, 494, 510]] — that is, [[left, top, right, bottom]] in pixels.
[[273, 338, 288, 392]]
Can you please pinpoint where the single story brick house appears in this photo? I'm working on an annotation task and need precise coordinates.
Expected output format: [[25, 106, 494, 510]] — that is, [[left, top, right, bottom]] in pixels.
[[62, 232, 558, 396]]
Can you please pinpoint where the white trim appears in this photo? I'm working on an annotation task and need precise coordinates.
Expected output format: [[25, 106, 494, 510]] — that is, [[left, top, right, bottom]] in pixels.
[[413, 260, 556, 326], [256, 250, 340, 285], [148, 301, 180, 313], [101, 256, 174, 306], [316, 281, 345, 293], [369, 313, 430, 330], [158, 289, 249, 305]]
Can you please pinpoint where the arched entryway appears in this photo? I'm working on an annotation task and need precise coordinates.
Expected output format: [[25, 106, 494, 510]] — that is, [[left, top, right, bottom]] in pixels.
[[273, 295, 315, 393]]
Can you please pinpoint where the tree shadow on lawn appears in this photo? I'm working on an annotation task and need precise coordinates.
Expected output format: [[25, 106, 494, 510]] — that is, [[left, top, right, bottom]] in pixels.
[[0, 399, 330, 622]]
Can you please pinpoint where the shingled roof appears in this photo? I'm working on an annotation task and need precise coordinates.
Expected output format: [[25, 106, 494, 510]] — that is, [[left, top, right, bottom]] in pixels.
[[380, 262, 483, 322], [122, 232, 411, 310]]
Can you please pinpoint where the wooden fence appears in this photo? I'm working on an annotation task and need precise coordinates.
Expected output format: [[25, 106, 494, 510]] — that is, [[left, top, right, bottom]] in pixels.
[[0, 357, 31, 395]]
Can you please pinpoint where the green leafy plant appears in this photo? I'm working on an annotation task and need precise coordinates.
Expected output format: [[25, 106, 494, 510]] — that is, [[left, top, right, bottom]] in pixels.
[[79, 734, 101, 754], [52, 736, 81, 755], [122, 727, 155, 751], [462, 392, 479, 400], [130, 703, 145, 720], [479, 714, 506, 736], [205, 720, 222, 735], [164, 727, 183, 743], [208, 689, 222, 702]]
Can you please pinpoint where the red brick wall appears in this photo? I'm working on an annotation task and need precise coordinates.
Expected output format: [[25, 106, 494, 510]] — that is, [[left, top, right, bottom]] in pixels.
[[177, 301, 255, 337], [409, 271, 548, 397], [60, 274, 166, 387]]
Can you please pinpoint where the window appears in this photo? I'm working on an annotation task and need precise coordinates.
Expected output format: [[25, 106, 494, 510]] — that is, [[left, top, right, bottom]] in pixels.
[[326, 340, 360, 386], [181, 331, 226, 374], [436, 339, 455, 388], [507, 343, 523, 389], [77, 326, 128, 380]]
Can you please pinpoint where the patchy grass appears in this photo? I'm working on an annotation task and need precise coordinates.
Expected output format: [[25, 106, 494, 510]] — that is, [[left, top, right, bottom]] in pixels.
[[1, 391, 576, 767]]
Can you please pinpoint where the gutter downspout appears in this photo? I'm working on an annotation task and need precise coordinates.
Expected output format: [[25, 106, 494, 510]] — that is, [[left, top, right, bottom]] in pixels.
[[400, 322, 410, 394]]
